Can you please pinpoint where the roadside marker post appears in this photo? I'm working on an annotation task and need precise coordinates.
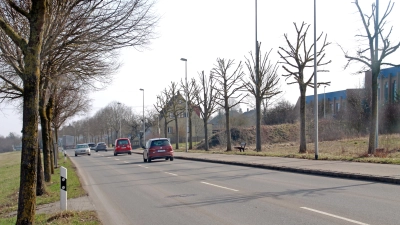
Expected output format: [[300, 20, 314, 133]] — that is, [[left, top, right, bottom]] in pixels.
[[60, 166, 67, 210]]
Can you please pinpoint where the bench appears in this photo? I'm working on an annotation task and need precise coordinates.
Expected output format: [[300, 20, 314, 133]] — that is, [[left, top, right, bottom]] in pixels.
[[234, 142, 246, 152]]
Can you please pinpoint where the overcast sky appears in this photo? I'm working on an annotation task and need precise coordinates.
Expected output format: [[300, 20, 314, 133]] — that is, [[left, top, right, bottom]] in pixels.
[[1, 0, 399, 136]]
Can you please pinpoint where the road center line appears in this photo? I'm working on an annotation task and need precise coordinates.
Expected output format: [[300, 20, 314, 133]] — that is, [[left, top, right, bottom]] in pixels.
[[165, 172, 178, 176], [201, 182, 238, 192], [300, 207, 369, 225]]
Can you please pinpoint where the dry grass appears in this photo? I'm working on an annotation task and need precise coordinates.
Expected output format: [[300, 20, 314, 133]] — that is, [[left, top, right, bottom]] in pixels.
[[184, 134, 400, 164]]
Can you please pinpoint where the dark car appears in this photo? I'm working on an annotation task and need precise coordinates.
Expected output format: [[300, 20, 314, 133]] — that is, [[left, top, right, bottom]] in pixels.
[[143, 138, 174, 162], [88, 143, 96, 150], [95, 142, 107, 152], [114, 138, 132, 156]]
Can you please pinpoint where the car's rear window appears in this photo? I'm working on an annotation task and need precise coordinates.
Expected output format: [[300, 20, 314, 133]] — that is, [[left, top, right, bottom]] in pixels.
[[88, 143, 95, 147], [151, 140, 170, 147], [117, 140, 129, 145]]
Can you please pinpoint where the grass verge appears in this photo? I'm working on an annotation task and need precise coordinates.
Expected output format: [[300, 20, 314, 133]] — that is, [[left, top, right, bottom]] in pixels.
[[0, 210, 100, 225], [177, 134, 400, 164], [0, 151, 101, 224]]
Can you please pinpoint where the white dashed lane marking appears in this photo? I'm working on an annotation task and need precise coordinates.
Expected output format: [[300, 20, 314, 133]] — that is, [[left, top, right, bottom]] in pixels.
[[201, 182, 238, 192], [165, 172, 178, 176], [301, 207, 369, 225]]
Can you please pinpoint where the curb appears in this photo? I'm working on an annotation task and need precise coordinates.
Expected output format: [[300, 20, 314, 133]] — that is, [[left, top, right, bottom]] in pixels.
[[132, 151, 400, 185], [174, 155, 400, 185]]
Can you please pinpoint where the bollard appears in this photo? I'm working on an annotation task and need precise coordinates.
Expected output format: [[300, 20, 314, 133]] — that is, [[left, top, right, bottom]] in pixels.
[[60, 166, 67, 210]]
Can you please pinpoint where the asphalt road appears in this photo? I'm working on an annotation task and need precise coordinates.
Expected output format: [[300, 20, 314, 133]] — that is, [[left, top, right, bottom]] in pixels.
[[65, 149, 400, 225]]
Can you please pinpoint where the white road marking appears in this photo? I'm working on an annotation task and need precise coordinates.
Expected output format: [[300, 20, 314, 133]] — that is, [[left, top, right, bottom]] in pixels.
[[165, 172, 178, 176], [107, 157, 111, 159], [201, 182, 238, 192], [115, 159, 120, 160], [301, 207, 369, 225], [124, 161, 129, 163]]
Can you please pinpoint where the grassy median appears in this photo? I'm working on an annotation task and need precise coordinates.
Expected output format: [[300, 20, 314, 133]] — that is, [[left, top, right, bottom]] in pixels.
[[179, 134, 400, 164], [0, 151, 101, 224]]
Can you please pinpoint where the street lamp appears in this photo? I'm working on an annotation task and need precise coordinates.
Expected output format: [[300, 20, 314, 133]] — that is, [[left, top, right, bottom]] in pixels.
[[117, 102, 121, 138], [313, 0, 319, 160], [140, 89, 145, 147], [324, 86, 326, 118], [180, 58, 188, 153]]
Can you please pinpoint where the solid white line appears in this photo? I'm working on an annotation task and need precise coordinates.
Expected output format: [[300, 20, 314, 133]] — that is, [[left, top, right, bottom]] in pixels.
[[301, 207, 369, 225], [201, 182, 238, 192], [165, 172, 178, 176]]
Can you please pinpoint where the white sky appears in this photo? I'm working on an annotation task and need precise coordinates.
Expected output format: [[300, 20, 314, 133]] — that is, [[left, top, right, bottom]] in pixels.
[[1, 0, 399, 136]]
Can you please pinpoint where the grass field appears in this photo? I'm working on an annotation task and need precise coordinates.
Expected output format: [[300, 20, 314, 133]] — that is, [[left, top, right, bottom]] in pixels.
[[0, 151, 101, 224], [178, 134, 400, 164]]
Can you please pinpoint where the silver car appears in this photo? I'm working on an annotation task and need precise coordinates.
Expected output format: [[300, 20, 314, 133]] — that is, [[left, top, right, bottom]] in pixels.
[[75, 144, 91, 157]]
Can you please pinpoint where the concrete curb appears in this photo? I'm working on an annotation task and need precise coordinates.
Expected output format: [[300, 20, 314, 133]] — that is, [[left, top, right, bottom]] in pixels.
[[133, 151, 400, 185], [174, 155, 400, 185]]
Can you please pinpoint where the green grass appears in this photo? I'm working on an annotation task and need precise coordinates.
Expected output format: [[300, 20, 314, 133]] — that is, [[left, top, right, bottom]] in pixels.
[[0, 210, 100, 225], [0, 151, 100, 224]]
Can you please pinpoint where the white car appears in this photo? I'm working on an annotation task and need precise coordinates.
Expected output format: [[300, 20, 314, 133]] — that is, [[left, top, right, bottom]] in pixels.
[[75, 144, 91, 157]]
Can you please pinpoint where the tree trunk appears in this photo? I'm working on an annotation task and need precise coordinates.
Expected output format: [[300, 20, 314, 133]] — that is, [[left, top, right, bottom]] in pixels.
[[47, 96, 55, 172], [368, 66, 379, 154], [299, 86, 307, 153], [36, 146, 45, 196], [164, 119, 168, 138], [174, 117, 179, 149], [225, 106, 232, 151], [39, 103, 51, 181], [188, 111, 192, 149], [255, 96, 261, 151], [17, 1, 47, 222], [203, 118, 209, 151]]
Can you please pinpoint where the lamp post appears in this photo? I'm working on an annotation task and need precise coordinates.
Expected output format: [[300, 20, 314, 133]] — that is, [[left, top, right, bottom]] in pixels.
[[117, 102, 121, 138], [140, 89, 145, 147], [324, 86, 326, 118], [375, 0, 379, 150], [180, 58, 188, 152], [313, 0, 319, 160]]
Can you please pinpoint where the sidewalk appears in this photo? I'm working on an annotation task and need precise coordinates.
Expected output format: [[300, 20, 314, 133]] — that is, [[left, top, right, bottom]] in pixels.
[[132, 150, 400, 184]]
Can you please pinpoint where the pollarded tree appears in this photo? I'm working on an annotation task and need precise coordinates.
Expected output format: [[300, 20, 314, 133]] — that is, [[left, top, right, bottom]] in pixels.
[[194, 71, 219, 150], [278, 22, 331, 153], [243, 44, 281, 151], [181, 77, 199, 149], [167, 82, 184, 149], [341, 0, 400, 154], [212, 58, 246, 151]]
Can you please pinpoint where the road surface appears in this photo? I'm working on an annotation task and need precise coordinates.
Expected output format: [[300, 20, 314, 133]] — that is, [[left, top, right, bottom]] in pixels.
[[65, 149, 400, 225]]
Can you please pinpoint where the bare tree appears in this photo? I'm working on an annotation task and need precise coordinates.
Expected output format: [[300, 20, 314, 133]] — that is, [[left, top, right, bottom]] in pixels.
[[155, 88, 173, 138], [0, 1, 48, 222], [243, 44, 281, 151], [341, 0, 400, 154], [167, 82, 184, 149], [212, 58, 246, 151], [194, 71, 219, 150], [278, 22, 331, 153], [181, 77, 198, 149]]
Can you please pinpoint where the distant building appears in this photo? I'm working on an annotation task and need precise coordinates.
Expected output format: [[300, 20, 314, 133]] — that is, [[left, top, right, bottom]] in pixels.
[[297, 66, 400, 117]]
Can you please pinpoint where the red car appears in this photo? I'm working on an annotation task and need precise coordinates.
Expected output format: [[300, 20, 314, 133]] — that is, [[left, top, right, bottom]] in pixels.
[[143, 138, 174, 162], [114, 138, 132, 156]]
